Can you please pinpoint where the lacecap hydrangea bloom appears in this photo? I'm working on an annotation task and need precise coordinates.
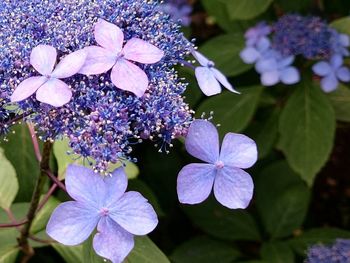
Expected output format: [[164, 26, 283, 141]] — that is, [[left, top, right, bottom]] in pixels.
[[306, 239, 350, 263]]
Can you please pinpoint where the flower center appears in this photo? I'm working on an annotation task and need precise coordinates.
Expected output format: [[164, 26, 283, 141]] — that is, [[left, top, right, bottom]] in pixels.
[[215, 160, 224, 169], [100, 207, 109, 217], [207, 61, 215, 68]]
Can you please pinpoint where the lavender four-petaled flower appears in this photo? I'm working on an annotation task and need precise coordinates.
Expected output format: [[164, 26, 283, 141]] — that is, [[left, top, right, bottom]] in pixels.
[[177, 120, 257, 209], [46, 165, 158, 263]]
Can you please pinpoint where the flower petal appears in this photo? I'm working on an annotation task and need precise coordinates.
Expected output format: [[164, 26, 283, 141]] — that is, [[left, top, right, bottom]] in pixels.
[[36, 78, 72, 107], [10, 76, 47, 102], [177, 163, 216, 205], [185, 119, 220, 163], [261, 70, 280, 86], [255, 57, 278, 74], [240, 47, 260, 64], [46, 201, 99, 246], [104, 167, 128, 208], [79, 46, 116, 75], [195, 67, 222, 96], [219, 133, 257, 169], [30, 45, 57, 75], [94, 19, 124, 53], [312, 61, 332, 76], [330, 54, 343, 69], [336, 67, 350, 82], [320, 74, 339, 93], [192, 51, 210, 67], [51, 49, 87, 79], [214, 167, 254, 209], [280, 67, 300, 85], [109, 191, 158, 235], [278, 55, 295, 68], [111, 58, 149, 97], [93, 217, 134, 263], [65, 164, 107, 208], [123, 38, 164, 64], [211, 68, 239, 94]]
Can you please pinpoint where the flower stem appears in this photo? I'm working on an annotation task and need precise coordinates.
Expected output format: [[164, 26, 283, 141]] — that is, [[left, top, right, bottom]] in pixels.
[[17, 141, 53, 263]]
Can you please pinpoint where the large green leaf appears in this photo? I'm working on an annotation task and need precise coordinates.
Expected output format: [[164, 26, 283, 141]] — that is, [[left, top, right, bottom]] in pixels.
[[261, 242, 295, 263], [171, 236, 240, 263], [0, 149, 18, 209], [279, 81, 336, 185], [199, 34, 252, 77], [330, 16, 350, 35], [82, 236, 105, 263], [0, 124, 41, 201], [52, 244, 84, 263], [196, 86, 263, 137], [219, 0, 273, 20], [328, 84, 350, 122], [0, 247, 19, 263]]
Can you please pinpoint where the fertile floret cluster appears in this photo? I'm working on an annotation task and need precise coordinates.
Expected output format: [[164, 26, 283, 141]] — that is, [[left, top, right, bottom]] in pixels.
[[0, 0, 194, 171], [306, 239, 350, 263]]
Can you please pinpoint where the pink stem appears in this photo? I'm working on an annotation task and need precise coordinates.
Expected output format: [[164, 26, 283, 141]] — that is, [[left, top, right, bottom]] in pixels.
[[36, 184, 58, 212], [44, 170, 67, 192], [27, 123, 42, 162]]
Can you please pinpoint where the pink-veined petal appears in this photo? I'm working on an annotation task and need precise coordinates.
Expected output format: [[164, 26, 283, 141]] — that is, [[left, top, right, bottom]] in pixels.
[[94, 18, 124, 53], [51, 49, 87, 79], [93, 217, 134, 263], [30, 45, 57, 75], [123, 38, 164, 64], [10, 76, 47, 102], [36, 78, 72, 107], [111, 58, 149, 97], [79, 46, 116, 75], [214, 167, 254, 209], [46, 201, 99, 246], [195, 67, 222, 96], [177, 163, 216, 205], [192, 50, 210, 67], [185, 120, 220, 163], [211, 68, 240, 94]]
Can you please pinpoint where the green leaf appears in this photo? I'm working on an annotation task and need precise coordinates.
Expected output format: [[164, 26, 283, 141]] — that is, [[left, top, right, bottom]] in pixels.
[[274, 0, 312, 11], [330, 16, 350, 35], [289, 228, 350, 255], [126, 236, 170, 263], [196, 86, 263, 137], [256, 161, 311, 239], [183, 198, 261, 241], [328, 84, 350, 122], [52, 243, 84, 263], [199, 34, 252, 77], [0, 149, 19, 209], [279, 81, 336, 185], [171, 236, 240, 263], [0, 124, 41, 201], [82, 236, 105, 263], [261, 242, 295, 263], [31, 197, 60, 234], [0, 247, 19, 263], [220, 0, 273, 20]]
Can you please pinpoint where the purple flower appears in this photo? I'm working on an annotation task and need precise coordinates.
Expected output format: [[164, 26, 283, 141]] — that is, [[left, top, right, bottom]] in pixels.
[[312, 54, 350, 92], [46, 165, 158, 263], [244, 22, 271, 47], [159, 0, 192, 26], [176, 120, 257, 209], [306, 239, 350, 263], [240, 37, 271, 64]]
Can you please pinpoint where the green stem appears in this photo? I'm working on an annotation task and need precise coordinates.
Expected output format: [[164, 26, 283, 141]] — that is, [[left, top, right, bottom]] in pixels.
[[17, 141, 53, 263]]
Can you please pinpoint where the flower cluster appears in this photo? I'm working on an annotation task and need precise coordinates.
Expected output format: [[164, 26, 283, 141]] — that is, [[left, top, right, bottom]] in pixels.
[[158, 0, 193, 26], [306, 239, 350, 263], [240, 14, 350, 92]]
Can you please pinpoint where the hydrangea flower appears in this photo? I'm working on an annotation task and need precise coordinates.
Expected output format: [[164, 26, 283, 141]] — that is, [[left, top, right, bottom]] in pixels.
[[79, 19, 164, 97], [158, 0, 192, 26], [244, 22, 271, 47], [177, 120, 257, 209], [312, 54, 350, 92], [47, 165, 158, 263], [192, 51, 238, 96], [306, 239, 350, 263], [10, 45, 86, 107], [240, 37, 271, 64]]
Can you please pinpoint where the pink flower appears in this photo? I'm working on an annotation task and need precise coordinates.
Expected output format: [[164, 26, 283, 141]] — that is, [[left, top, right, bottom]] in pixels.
[[79, 19, 164, 97], [10, 45, 87, 107]]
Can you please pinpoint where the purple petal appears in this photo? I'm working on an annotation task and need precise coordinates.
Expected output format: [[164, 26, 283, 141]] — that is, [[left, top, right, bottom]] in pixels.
[[109, 191, 158, 235], [214, 167, 254, 209], [65, 165, 107, 208], [255, 57, 278, 74], [103, 167, 128, 208], [321, 74, 339, 93], [46, 201, 99, 246], [312, 61, 332, 77], [192, 51, 210, 67], [211, 68, 239, 94], [177, 163, 216, 205], [278, 55, 295, 68], [195, 67, 222, 96], [339, 34, 350, 47], [123, 38, 164, 64], [36, 78, 72, 107], [219, 133, 257, 169], [336, 67, 350, 82], [10, 76, 47, 102], [330, 54, 343, 69], [79, 46, 116, 75], [185, 120, 220, 163], [261, 70, 280, 86], [280, 67, 300, 85], [94, 19, 124, 53], [111, 58, 149, 97], [240, 47, 260, 64], [256, 37, 271, 52], [30, 45, 57, 75], [93, 217, 134, 263], [51, 49, 87, 79]]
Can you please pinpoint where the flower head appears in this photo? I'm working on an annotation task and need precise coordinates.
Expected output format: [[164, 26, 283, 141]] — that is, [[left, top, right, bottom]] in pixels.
[[306, 239, 350, 263], [158, 0, 193, 26], [244, 22, 271, 47], [176, 120, 257, 209], [47, 165, 158, 263]]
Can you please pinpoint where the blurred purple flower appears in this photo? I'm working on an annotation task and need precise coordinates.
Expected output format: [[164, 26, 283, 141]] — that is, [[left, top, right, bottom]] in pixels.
[[159, 0, 192, 26], [244, 22, 271, 46], [177, 120, 257, 209], [240, 37, 271, 64], [332, 32, 350, 57], [312, 54, 350, 92], [47, 165, 158, 263], [306, 239, 350, 263]]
